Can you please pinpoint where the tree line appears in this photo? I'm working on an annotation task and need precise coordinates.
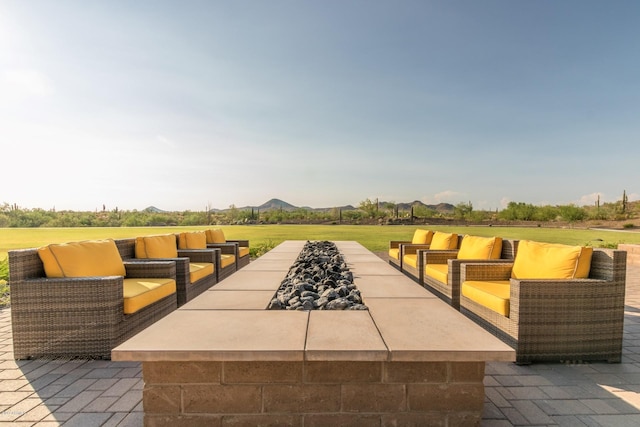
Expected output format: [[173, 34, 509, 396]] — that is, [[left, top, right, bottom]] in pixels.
[[0, 196, 636, 228]]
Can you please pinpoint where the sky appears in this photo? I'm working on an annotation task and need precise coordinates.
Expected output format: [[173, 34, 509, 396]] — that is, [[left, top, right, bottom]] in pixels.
[[1, 0, 639, 212]]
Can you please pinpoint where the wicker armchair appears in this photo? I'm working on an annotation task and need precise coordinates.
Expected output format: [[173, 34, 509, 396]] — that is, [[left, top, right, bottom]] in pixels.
[[459, 248, 627, 364], [204, 242, 238, 281], [423, 239, 519, 309], [205, 228, 250, 271], [388, 229, 433, 270], [9, 248, 177, 359], [401, 232, 462, 283], [115, 238, 217, 306]]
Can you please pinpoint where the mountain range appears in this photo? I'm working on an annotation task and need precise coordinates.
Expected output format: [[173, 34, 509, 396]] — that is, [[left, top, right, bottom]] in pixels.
[[145, 199, 455, 214]]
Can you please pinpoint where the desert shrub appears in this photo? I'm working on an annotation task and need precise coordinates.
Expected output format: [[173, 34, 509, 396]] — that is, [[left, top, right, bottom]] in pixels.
[[250, 239, 277, 259], [624, 223, 635, 229], [0, 258, 8, 308]]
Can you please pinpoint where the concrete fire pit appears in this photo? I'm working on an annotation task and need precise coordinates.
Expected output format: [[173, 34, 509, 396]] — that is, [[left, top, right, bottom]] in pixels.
[[112, 241, 514, 426]]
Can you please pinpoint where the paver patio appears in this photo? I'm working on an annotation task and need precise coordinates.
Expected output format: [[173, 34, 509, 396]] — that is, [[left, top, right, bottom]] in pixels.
[[1, 257, 639, 426]]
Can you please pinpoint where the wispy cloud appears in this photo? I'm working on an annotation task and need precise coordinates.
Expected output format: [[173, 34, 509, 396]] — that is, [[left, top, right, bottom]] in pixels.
[[576, 192, 603, 206], [422, 191, 463, 205]]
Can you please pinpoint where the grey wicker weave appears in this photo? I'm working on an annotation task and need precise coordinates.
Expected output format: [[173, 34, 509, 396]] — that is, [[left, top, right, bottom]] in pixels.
[[459, 248, 627, 364], [400, 235, 463, 283], [423, 239, 519, 310], [227, 239, 251, 269], [115, 238, 218, 306], [387, 239, 412, 270], [205, 242, 240, 279], [9, 248, 178, 360]]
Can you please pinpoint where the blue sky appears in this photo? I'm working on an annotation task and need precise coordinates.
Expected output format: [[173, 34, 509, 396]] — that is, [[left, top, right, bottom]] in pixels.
[[1, 0, 639, 212]]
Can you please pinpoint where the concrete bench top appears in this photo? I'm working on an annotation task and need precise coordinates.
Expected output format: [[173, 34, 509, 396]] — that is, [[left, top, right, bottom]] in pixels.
[[112, 241, 515, 363]]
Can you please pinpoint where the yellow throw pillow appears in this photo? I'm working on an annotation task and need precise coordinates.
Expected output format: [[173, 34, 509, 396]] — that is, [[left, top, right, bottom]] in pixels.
[[457, 236, 503, 260], [38, 239, 126, 278], [178, 231, 207, 249], [511, 240, 592, 280], [575, 246, 593, 278], [135, 234, 178, 259], [411, 229, 434, 244], [205, 229, 226, 244], [429, 232, 458, 250]]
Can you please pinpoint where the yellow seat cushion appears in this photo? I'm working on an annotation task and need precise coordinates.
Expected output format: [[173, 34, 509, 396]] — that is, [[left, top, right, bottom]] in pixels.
[[511, 240, 593, 280], [123, 278, 176, 314], [462, 280, 511, 316], [178, 231, 207, 249], [189, 262, 215, 283], [425, 264, 448, 284], [388, 248, 400, 260], [402, 254, 418, 269], [135, 235, 178, 259], [412, 229, 434, 244], [430, 232, 459, 250], [205, 229, 226, 244], [457, 236, 503, 260], [238, 246, 250, 258], [220, 254, 236, 269], [38, 239, 126, 278]]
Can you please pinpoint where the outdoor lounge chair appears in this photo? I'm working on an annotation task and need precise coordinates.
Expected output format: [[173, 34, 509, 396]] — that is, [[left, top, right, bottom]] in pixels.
[[176, 230, 236, 282], [205, 228, 250, 271], [401, 231, 461, 283], [388, 229, 433, 270], [116, 234, 217, 306], [459, 240, 627, 364], [9, 239, 178, 359], [422, 236, 518, 309]]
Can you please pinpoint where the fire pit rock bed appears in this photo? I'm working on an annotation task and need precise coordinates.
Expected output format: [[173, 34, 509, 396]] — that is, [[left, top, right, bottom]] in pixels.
[[267, 240, 367, 311]]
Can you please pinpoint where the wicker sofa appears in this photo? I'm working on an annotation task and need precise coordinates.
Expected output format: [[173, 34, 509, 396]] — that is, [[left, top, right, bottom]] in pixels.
[[9, 240, 178, 359], [459, 242, 627, 364], [115, 235, 217, 306], [423, 238, 519, 309]]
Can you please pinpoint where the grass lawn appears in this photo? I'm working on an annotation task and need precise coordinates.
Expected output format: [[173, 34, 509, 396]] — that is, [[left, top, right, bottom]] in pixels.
[[2, 224, 640, 260], [1, 224, 639, 308]]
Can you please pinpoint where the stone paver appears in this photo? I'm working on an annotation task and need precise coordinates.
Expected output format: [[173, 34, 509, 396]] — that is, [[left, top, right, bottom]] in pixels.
[[1, 258, 639, 426]]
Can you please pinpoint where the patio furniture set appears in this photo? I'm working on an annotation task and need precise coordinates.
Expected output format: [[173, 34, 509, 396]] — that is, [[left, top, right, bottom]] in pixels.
[[8, 229, 248, 359], [389, 229, 627, 364]]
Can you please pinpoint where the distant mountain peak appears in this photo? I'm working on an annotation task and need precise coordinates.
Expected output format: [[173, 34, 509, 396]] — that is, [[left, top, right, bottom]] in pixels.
[[144, 206, 165, 213], [257, 198, 297, 211]]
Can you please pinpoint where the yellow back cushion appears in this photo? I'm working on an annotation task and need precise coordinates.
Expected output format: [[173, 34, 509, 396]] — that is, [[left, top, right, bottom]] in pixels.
[[178, 231, 207, 249], [135, 234, 178, 259], [38, 239, 126, 278], [205, 229, 226, 244], [411, 229, 434, 244], [511, 240, 593, 279], [457, 236, 503, 260], [429, 232, 458, 250]]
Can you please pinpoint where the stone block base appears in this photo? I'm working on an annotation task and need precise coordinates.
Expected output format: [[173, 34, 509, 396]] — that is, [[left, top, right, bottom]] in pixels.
[[142, 360, 485, 427]]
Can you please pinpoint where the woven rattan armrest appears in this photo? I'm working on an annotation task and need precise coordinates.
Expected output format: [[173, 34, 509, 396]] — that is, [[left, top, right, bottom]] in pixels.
[[461, 262, 513, 282], [401, 244, 431, 256], [509, 276, 617, 324], [423, 250, 458, 265], [12, 275, 124, 302], [177, 248, 218, 264], [389, 240, 411, 250], [226, 239, 249, 247], [207, 242, 238, 256], [123, 260, 176, 279]]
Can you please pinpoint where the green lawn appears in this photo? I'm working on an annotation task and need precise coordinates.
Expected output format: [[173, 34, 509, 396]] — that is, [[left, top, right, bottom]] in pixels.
[[2, 224, 639, 308], [2, 224, 640, 260]]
